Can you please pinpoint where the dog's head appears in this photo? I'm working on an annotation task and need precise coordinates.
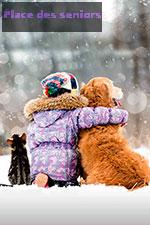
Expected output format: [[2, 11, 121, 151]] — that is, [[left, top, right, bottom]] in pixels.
[[7, 133, 26, 151], [80, 77, 123, 107]]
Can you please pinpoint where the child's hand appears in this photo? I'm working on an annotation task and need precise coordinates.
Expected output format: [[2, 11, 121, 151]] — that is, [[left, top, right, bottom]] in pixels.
[[109, 108, 128, 125]]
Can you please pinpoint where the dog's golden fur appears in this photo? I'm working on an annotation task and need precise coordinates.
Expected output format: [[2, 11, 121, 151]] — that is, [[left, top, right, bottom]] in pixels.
[[79, 77, 150, 190]]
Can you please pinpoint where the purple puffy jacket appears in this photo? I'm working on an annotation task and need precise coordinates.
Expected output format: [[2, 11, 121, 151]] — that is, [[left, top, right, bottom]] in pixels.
[[24, 94, 128, 181]]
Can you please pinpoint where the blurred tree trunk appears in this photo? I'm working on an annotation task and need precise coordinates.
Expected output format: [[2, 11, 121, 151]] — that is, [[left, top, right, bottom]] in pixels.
[[113, 0, 150, 147], [132, 52, 140, 145]]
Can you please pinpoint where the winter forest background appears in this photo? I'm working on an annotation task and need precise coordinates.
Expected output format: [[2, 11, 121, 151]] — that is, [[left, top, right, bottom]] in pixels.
[[0, 0, 150, 154]]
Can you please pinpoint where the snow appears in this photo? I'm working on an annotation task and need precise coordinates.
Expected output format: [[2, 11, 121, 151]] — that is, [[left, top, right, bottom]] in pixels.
[[0, 155, 10, 184], [0, 147, 150, 225]]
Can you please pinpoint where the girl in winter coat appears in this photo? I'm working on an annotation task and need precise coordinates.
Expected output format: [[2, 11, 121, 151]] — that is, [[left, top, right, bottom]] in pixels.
[[24, 72, 128, 188]]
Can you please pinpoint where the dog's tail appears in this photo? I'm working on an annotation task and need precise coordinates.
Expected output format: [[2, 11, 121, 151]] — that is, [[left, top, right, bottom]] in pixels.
[[130, 179, 149, 191], [129, 162, 150, 190]]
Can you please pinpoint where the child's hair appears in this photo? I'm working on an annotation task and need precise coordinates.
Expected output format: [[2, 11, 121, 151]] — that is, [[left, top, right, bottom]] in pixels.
[[50, 88, 71, 97]]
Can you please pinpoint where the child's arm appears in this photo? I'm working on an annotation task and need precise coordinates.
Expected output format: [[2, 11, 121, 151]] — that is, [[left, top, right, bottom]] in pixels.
[[76, 107, 128, 129]]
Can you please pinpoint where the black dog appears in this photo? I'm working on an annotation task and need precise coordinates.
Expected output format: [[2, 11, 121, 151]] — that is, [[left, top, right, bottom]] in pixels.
[[7, 133, 31, 185]]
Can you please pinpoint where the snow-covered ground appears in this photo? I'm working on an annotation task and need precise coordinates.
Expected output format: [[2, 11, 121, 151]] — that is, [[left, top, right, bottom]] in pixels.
[[0, 147, 150, 225]]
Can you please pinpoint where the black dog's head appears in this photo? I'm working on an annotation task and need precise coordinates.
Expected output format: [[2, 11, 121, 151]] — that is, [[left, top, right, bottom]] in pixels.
[[7, 133, 30, 186], [7, 133, 26, 151]]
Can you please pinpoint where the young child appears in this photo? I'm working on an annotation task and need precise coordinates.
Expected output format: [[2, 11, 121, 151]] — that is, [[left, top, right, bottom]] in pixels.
[[24, 72, 128, 188]]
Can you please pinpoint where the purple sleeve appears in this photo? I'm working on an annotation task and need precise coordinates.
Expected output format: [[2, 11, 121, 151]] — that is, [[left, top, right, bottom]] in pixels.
[[77, 107, 110, 129], [109, 108, 128, 124], [76, 107, 128, 129], [27, 122, 39, 152]]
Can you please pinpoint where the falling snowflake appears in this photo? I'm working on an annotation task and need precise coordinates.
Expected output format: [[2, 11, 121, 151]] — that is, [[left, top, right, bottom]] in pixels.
[[0, 53, 9, 64], [14, 74, 25, 85]]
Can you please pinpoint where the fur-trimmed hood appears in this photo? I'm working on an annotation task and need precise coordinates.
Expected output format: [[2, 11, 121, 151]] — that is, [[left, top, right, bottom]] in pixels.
[[24, 93, 89, 121]]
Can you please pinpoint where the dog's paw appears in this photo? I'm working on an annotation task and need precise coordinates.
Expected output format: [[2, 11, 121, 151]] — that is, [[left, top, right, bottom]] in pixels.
[[80, 177, 86, 185]]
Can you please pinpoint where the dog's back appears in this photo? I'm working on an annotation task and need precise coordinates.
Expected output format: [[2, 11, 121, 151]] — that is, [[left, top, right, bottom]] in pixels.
[[79, 77, 150, 190]]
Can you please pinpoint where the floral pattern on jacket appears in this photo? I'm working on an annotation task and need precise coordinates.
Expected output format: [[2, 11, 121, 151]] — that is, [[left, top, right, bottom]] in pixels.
[[26, 100, 128, 181]]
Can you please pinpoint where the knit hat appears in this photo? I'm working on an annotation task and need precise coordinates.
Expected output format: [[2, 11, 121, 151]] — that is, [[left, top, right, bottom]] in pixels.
[[41, 72, 79, 97]]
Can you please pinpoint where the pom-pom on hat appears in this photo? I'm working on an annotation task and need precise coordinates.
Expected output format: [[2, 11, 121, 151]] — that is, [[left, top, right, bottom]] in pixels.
[[41, 72, 79, 97]]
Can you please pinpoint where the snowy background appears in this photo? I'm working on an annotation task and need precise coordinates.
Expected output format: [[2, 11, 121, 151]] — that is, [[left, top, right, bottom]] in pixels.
[[0, 146, 150, 225], [0, 1, 150, 225], [0, 0, 150, 151]]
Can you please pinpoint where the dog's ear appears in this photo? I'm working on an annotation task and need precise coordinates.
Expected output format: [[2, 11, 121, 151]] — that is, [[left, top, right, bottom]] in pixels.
[[80, 79, 97, 106], [80, 84, 95, 99], [98, 82, 114, 107], [80, 80, 94, 96], [7, 139, 13, 146], [99, 83, 110, 98], [20, 133, 26, 144]]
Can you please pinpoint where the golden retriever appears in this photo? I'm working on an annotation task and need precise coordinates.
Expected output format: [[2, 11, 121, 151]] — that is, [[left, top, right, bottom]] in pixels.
[[78, 77, 150, 190]]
